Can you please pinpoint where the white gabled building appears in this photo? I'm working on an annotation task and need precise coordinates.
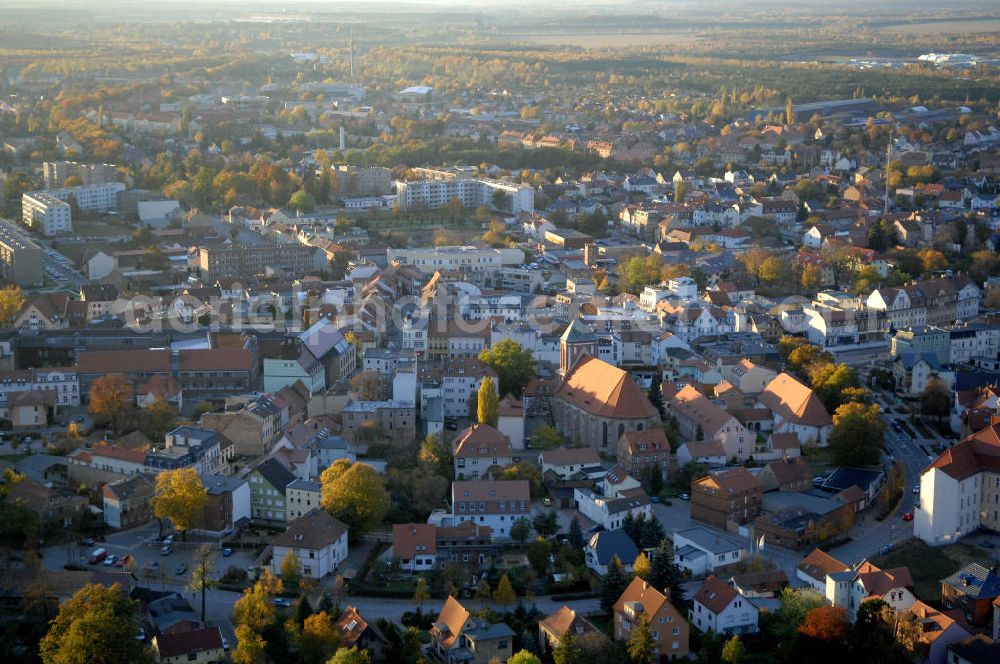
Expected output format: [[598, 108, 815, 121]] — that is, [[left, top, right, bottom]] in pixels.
[[915, 424, 1000, 545], [690, 576, 758, 635], [270, 509, 349, 580]]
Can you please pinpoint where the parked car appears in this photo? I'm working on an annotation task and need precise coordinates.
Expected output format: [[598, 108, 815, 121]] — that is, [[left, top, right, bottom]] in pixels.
[[679, 493, 691, 501], [902, 512, 913, 521], [160, 545, 173, 556], [79, 538, 95, 546], [174, 563, 187, 575], [222, 637, 229, 651], [162, 535, 175, 545], [273, 598, 291, 608], [103, 555, 117, 566], [222, 548, 233, 557], [912, 486, 919, 494]]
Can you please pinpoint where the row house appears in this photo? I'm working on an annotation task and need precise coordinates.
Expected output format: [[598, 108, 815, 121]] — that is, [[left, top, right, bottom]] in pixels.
[[449, 480, 530, 540]]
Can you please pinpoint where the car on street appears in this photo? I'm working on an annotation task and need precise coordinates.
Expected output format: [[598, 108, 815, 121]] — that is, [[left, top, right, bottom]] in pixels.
[[162, 535, 175, 545], [912, 486, 919, 494], [222, 637, 229, 651], [273, 598, 291, 608], [79, 538, 95, 546], [679, 493, 690, 501], [115, 557, 126, 567], [222, 548, 233, 557], [542, 498, 552, 506], [174, 563, 187, 575], [136, 628, 145, 641], [103, 555, 117, 566], [650, 495, 660, 503], [160, 545, 173, 556], [902, 512, 913, 521]]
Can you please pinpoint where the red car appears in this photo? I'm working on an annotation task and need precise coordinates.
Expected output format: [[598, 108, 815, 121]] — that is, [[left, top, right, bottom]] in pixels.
[[902, 512, 914, 521]]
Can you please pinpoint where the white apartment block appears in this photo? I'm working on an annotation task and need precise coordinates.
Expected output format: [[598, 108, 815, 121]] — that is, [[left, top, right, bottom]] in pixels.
[[46, 182, 126, 212], [394, 177, 534, 215], [0, 368, 80, 408], [22, 192, 72, 235], [386, 245, 524, 276]]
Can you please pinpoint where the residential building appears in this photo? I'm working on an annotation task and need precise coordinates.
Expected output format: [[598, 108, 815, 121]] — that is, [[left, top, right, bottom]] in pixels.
[[151, 626, 225, 664], [341, 400, 416, 443], [285, 479, 322, 522], [574, 486, 652, 531], [42, 161, 121, 188], [613, 577, 689, 660], [915, 423, 1000, 545], [941, 563, 1000, 628], [0, 218, 43, 286], [585, 529, 639, 575], [386, 245, 524, 280], [539, 447, 602, 481], [395, 175, 534, 215], [690, 468, 763, 529], [904, 600, 971, 664], [144, 426, 233, 476], [449, 480, 530, 539], [334, 606, 389, 662], [758, 457, 813, 492], [429, 596, 515, 664], [44, 182, 125, 212], [690, 576, 759, 635], [756, 373, 832, 446], [270, 509, 349, 580], [393, 523, 438, 573], [538, 606, 605, 656], [670, 385, 752, 461], [102, 475, 154, 530], [796, 548, 849, 592], [552, 355, 660, 452], [247, 458, 296, 525], [946, 634, 1000, 664], [197, 243, 324, 279], [201, 396, 284, 457], [617, 429, 671, 476], [22, 191, 71, 235], [672, 527, 748, 576], [197, 474, 250, 536], [452, 424, 514, 480], [5, 480, 87, 529], [826, 560, 915, 621]]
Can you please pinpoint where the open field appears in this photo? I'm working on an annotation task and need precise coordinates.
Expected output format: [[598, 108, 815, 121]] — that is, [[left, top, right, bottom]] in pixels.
[[499, 31, 704, 49], [879, 19, 1000, 35], [872, 538, 992, 601]]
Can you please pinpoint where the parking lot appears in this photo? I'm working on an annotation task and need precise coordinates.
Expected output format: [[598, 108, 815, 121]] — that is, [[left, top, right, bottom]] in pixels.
[[41, 521, 259, 592]]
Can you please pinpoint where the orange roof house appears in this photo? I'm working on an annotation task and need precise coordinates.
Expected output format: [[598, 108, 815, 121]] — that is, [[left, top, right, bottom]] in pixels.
[[613, 577, 689, 659], [756, 373, 832, 445]]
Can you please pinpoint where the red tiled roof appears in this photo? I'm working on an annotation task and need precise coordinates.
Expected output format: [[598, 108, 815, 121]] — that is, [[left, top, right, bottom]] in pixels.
[[555, 355, 658, 420]]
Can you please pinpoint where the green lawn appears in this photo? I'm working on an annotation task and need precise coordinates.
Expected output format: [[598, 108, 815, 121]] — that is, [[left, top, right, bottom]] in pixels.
[[72, 220, 132, 237], [871, 539, 984, 601], [56, 240, 114, 261], [802, 446, 836, 476]]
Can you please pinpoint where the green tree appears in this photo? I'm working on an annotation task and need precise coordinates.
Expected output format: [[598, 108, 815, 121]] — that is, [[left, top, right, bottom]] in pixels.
[[509, 651, 542, 664], [320, 459, 390, 536], [633, 552, 651, 580], [478, 340, 536, 398], [830, 402, 884, 467], [553, 630, 584, 664], [288, 189, 316, 213], [88, 373, 135, 434], [188, 544, 215, 622], [510, 517, 532, 546], [299, 611, 341, 663], [648, 540, 686, 609], [568, 516, 585, 550], [530, 425, 564, 450], [475, 579, 492, 609], [600, 556, 630, 613], [493, 573, 517, 611], [920, 378, 951, 423], [721, 635, 744, 664], [627, 615, 655, 664], [532, 510, 559, 538], [477, 375, 499, 427], [40, 583, 151, 664], [232, 624, 266, 664], [137, 398, 178, 444], [412, 576, 430, 613], [280, 549, 302, 590], [152, 467, 209, 540]]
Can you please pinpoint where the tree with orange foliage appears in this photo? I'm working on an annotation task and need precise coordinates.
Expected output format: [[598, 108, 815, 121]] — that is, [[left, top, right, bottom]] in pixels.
[[798, 605, 850, 641]]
